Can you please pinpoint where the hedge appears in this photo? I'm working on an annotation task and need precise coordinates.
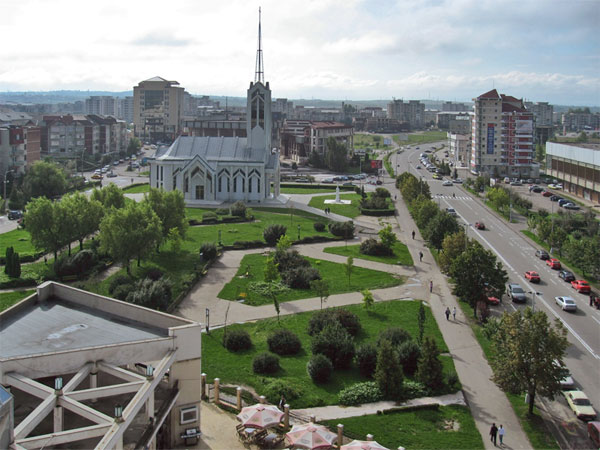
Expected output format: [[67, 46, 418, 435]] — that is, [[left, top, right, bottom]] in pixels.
[[359, 208, 395, 216], [280, 183, 355, 191]]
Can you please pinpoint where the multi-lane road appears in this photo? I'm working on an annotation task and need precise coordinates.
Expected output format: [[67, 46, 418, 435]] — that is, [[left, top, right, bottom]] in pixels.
[[392, 142, 599, 447]]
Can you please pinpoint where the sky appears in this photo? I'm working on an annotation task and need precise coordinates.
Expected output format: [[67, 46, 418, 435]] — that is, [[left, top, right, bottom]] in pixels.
[[0, 0, 599, 105]]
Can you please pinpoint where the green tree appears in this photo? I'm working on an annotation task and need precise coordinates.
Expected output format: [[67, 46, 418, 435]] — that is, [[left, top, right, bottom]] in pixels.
[[168, 228, 182, 253], [249, 281, 289, 322], [91, 183, 125, 209], [423, 212, 460, 249], [144, 188, 188, 248], [487, 187, 510, 212], [310, 279, 330, 310], [24, 197, 68, 260], [127, 137, 141, 155], [450, 242, 508, 318], [378, 224, 397, 251], [4, 247, 14, 276], [361, 289, 374, 310], [374, 339, 403, 400], [276, 234, 292, 253], [414, 199, 439, 229], [439, 231, 468, 274], [99, 202, 161, 274], [548, 227, 568, 256], [345, 256, 354, 288], [576, 131, 588, 143], [324, 137, 348, 172], [489, 309, 569, 415], [23, 161, 67, 200], [264, 254, 279, 282], [535, 143, 545, 162], [60, 192, 104, 251], [416, 337, 444, 391], [417, 301, 426, 345], [536, 218, 552, 244]]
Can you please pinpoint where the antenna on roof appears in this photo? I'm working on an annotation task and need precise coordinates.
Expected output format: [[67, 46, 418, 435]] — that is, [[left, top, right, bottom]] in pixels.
[[255, 7, 264, 84]]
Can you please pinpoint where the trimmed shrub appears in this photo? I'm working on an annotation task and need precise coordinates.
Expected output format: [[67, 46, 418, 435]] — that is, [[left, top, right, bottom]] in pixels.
[[202, 211, 217, 220], [109, 275, 132, 294], [112, 284, 134, 301], [231, 201, 247, 218], [355, 343, 378, 378], [307, 308, 361, 337], [230, 240, 265, 249], [263, 379, 303, 405], [252, 352, 280, 374], [360, 238, 392, 256], [313, 222, 326, 232], [338, 382, 383, 406], [144, 267, 164, 281], [328, 221, 354, 239], [216, 208, 230, 215], [311, 323, 355, 369], [54, 250, 98, 278], [397, 340, 421, 376], [374, 187, 391, 198], [223, 329, 252, 352], [377, 327, 412, 348], [446, 371, 460, 390], [307, 354, 333, 383], [264, 224, 287, 246], [274, 249, 310, 273], [281, 266, 321, 289], [403, 380, 429, 399], [126, 278, 172, 311], [267, 329, 302, 356], [200, 242, 218, 260]]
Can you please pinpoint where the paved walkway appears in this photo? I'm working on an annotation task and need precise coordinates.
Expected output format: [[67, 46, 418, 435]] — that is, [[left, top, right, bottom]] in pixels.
[[176, 171, 533, 450]]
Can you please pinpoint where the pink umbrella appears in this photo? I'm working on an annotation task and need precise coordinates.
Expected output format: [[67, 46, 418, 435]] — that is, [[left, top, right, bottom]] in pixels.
[[341, 440, 389, 450], [286, 423, 337, 449], [236, 403, 283, 428]]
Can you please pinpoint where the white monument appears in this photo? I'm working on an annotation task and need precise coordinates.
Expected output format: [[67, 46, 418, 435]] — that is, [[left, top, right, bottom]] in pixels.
[[324, 185, 351, 205]]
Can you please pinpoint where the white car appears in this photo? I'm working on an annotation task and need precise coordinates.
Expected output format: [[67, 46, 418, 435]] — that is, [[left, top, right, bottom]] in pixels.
[[446, 207, 457, 216], [452, 178, 463, 184], [416, 165, 422, 169], [442, 180, 453, 186], [555, 296, 577, 312]]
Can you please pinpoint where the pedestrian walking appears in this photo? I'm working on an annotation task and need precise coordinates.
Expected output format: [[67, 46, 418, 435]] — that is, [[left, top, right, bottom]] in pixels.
[[412, 230, 416, 240], [419, 251, 423, 262], [429, 280, 433, 293], [445, 307, 450, 321], [498, 424, 505, 446], [278, 394, 286, 410], [490, 423, 498, 446], [452, 307, 456, 320], [590, 294, 594, 307]]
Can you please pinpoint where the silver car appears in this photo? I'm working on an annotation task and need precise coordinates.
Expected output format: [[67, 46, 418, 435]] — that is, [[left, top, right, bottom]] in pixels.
[[555, 296, 577, 312]]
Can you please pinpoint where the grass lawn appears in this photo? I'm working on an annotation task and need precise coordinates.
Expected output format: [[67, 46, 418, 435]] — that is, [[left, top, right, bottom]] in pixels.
[[353, 133, 390, 149], [0, 260, 50, 285], [202, 300, 451, 409], [280, 187, 337, 194], [456, 301, 559, 449], [0, 289, 35, 312], [308, 193, 362, 218], [122, 183, 150, 194], [218, 253, 403, 305], [394, 131, 447, 145], [324, 405, 483, 449], [0, 229, 37, 257], [323, 242, 413, 266]]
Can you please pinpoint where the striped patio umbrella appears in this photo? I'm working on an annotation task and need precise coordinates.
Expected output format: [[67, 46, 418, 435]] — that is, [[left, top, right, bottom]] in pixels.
[[341, 440, 390, 450], [286, 423, 337, 449], [236, 403, 283, 428]]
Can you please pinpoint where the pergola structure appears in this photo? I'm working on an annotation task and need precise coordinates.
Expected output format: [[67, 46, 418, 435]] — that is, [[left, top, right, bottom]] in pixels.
[[0, 282, 202, 449]]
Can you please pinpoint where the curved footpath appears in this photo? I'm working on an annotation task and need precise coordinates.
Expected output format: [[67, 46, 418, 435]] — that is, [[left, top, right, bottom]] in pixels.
[[176, 176, 533, 450]]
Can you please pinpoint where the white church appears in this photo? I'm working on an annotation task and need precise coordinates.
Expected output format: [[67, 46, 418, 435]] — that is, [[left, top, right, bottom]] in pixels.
[[149, 13, 280, 205]]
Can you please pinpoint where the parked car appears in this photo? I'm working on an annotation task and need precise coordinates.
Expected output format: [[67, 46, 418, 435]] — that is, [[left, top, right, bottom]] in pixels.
[[546, 258, 561, 270], [432, 173, 441, 180], [555, 296, 577, 312], [453, 178, 463, 184], [565, 390, 597, 421], [106, 172, 117, 178], [564, 203, 580, 210], [510, 181, 522, 186], [588, 422, 600, 448], [525, 271, 540, 283], [416, 165, 422, 169], [507, 283, 527, 303], [550, 195, 562, 202], [7, 210, 22, 220], [571, 280, 591, 294], [535, 249, 549, 260], [529, 185, 542, 192], [487, 296, 500, 306], [442, 180, 453, 186], [91, 174, 103, 180], [475, 221, 485, 230], [542, 190, 553, 197], [559, 270, 575, 282], [445, 207, 457, 217], [558, 198, 570, 207]]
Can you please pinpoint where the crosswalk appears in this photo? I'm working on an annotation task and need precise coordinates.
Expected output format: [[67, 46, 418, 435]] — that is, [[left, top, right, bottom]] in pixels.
[[434, 195, 472, 200]]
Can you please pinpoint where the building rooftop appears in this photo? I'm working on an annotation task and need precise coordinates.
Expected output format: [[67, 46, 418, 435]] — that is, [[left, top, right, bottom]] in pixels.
[[477, 89, 501, 100], [0, 298, 166, 359]]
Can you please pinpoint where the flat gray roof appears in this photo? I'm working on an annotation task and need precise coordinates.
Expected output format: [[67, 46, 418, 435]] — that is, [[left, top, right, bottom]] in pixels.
[[0, 298, 167, 359]]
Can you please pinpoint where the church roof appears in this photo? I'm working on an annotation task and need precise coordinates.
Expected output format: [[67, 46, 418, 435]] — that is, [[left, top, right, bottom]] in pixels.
[[157, 136, 266, 166]]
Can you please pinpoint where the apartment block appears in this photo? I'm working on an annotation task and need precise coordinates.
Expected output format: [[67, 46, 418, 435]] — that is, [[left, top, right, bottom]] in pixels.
[[442, 101, 470, 112], [85, 96, 118, 116], [280, 120, 353, 164], [448, 132, 471, 168], [387, 99, 425, 129], [133, 77, 185, 143], [471, 89, 538, 178], [119, 96, 134, 123]]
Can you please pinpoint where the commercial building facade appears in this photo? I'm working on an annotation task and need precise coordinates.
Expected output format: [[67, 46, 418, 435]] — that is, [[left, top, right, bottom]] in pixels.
[[545, 142, 600, 204]]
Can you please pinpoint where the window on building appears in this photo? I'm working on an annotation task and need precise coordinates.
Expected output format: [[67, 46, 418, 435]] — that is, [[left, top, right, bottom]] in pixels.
[[180, 406, 198, 425]]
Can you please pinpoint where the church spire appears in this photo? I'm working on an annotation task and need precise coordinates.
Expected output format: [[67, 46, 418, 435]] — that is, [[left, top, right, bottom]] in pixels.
[[254, 7, 264, 84]]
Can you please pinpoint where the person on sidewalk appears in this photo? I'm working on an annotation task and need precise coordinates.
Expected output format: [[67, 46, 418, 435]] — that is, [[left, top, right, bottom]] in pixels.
[[498, 424, 505, 446], [278, 394, 286, 410], [445, 307, 450, 321], [419, 251, 423, 262], [490, 423, 498, 446], [412, 230, 416, 240], [452, 307, 456, 320], [429, 280, 433, 292]]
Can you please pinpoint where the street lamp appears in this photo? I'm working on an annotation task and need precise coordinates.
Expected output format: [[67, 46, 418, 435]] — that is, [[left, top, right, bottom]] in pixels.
[[297, 224, 301, 240], [3, 169, 13, 214]]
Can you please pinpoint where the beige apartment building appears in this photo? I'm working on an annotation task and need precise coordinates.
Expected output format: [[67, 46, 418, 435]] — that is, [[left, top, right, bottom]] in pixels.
[[133, 77, 185, 144]]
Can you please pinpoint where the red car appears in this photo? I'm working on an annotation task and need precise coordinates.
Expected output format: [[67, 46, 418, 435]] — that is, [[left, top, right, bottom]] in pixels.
[[525, 271, 540, 283], [571, 280, 591, 294], [487, 296, 500, 305], [542, 191, 553, 197], [546, 258, 561, 270], [475, 222, 485, 230]]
